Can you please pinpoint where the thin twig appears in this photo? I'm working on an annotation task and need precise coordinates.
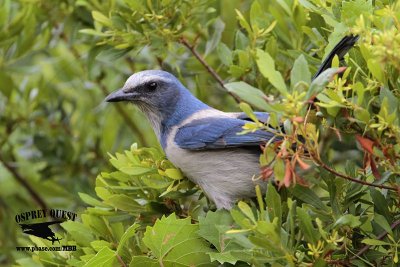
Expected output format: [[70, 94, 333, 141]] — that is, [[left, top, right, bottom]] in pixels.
[[303, 88, 397, 191], [179, 37, 241, 102], [312, 155, 397, 191], [0, 153, 47, 210], [351, 218, 400, 260], [116, 254, 127, 267]]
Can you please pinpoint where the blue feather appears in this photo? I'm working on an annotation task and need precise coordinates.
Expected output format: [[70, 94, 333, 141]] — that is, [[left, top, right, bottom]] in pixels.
[[174, 117, 276, 150], [233, 112, 270, 123]]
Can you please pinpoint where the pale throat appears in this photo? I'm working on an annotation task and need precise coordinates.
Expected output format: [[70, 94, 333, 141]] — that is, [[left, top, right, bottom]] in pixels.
[[137, 103, 163, 140]]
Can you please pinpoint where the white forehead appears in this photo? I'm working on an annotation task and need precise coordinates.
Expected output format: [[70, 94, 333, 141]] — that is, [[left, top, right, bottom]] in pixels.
[[123, 70, 176, 89]]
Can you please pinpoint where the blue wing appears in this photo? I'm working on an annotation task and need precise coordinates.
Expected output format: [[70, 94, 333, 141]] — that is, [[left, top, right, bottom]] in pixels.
[[174, 116, 277, 150], [231, 112, 270, 123]]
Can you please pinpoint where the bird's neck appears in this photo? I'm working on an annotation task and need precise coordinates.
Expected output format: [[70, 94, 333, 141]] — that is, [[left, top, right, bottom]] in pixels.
[[137, 88, 210, 147], [157, 89, 209, 148], [164, 90, 209, 126]]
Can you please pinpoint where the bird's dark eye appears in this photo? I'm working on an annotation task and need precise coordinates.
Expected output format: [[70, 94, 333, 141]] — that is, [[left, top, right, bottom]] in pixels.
[[147, 82, 157, 90]]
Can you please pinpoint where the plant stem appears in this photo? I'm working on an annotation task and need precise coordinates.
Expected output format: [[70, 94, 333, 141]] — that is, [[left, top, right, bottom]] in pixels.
[[0, 153, 47, 210], [179, 37, 241, 102], [312, 155, 397, 191], [351, 218, 400, 260], [116, 254, 127, 267]]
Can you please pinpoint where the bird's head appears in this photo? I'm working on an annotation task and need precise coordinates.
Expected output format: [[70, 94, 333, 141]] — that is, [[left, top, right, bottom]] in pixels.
[[105, 70, 183, 109], [105, 70, 209, 138]]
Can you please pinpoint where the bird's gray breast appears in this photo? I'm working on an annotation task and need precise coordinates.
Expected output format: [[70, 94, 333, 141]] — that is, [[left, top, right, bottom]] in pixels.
[[165, 133, 263, 209]]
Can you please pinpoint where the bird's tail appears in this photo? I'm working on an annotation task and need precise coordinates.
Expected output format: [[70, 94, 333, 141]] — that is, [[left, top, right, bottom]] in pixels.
[[312, 35, 359, 80]]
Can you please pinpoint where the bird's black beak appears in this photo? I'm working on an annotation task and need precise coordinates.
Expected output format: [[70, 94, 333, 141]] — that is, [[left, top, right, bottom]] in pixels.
[[105, 89, 137, 102]]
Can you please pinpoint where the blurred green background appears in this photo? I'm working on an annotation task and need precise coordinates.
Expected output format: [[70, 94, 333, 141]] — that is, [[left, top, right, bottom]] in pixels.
[[1, 0, 399, 266]]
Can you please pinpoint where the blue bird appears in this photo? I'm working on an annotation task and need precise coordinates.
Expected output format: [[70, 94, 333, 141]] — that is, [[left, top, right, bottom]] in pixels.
[[105, 35, 358, 209]]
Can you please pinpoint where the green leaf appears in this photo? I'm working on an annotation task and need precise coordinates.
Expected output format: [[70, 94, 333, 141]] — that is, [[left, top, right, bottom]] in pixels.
[[230, 209, 254, 230], [83, 247, 116, 267], [331, 54, 340, 68], [249, 219, 282, 253], [361, 239, 389, 246], [142, 214, 216, 266], [225, 81, 273, 111], [235, 30, 249, 49], [237, 50, 251, 69], [198, 210, 235, 251], [235, 9, 252, 34], [229, 65, 246, 78], [291, 54, 311, 89], [367, 59, 384, 82], [104, 194, 143, 212], [61, 221, 94, 247], [248, 233, 281, 252], [380, 86, 399, 118], [256, 49, 288, 95], [266, 184, 282, 225], [322, 23, 348, 58], [205, 18, 224, 56], [208, 251, 240, 265], [239, 102, 259, 122], [92, 11, 112, 27], [370, 188, 392, 221], [341, 0, 373, 27], [238, 201, 256, 224], [91, 240, 112, 252], [0, 72, 14, 98], [117, 224, 140, 254], [296, 207, 320, 244], [198, 210, 241, 264], [250, 0, 267, 30], [141, 174, 171, 189], [333, 214, 361, 228], [119, 166, 153, 176], [164, 168, 184, 180], [306, 67, 345, 101], [79, 192, 109, 207], [79, 29, 113, 37], [217, 43, 233, 66], [130, 256, 158, 267], [292, 186, 328, 211], [273, 158, 285, 183], [373, 214, 393, 235], [354, 107, 370, 123]]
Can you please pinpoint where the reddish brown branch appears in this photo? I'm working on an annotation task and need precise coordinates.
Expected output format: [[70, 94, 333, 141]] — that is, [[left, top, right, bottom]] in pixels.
[[116, 254, 127, 267], [351, 218, 400, 260], [179, 37, 241, 102], [312, 155, 397, 191], [0, 153, 47, 210]]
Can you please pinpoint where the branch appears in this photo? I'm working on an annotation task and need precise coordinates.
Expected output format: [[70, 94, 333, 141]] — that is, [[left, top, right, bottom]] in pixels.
[[0, 153, 47, 210], [312, 155, 397, 191], [116, 254, 127, 267], [179, 37, 241, 102], [351, 218, 400, 260]]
